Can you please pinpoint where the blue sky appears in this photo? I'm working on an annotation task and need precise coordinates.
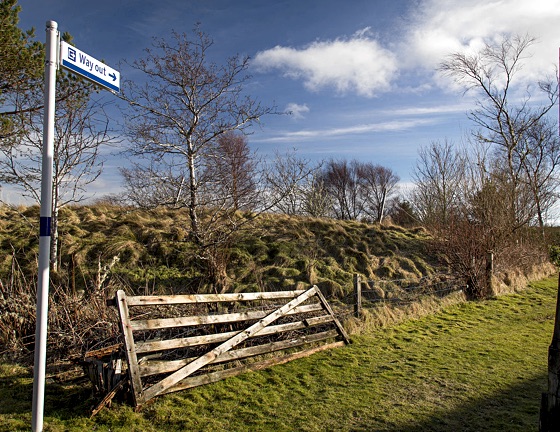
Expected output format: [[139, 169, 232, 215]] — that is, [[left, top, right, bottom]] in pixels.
[[9, 0, 560, 203]]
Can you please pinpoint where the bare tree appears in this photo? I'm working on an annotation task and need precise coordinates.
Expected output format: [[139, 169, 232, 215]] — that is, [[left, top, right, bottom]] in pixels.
[[121, 28, 273, 249], [512, 117, 560, 235], [301, 172, 333, 218], [268, 157, 400, 222], [266, 150, 320, 216], [120, 27, 279, 293], [321, 159, 363, 220], [0, 72, 113, 270], [203, 131, 258, 211], [439, 33, 558, 230], [358, 163, 399, 223], [412, 140, 467, 227]]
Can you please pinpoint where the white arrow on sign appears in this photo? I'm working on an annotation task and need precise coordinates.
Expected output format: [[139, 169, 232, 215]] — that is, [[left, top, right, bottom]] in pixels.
[[60, 41, 120, 93]]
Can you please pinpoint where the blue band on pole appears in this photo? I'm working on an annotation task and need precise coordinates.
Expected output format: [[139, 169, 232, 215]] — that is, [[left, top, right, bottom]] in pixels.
[[39, 217, 51, 237]]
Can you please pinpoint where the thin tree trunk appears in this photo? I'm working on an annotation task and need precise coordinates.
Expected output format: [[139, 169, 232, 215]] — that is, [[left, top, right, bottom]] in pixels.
[[50, 204, 59, 272], [536, 195, 546, 240], [187, 144, 200, 244], [174, 176, 185, 208], [378, 190, 386, 224]]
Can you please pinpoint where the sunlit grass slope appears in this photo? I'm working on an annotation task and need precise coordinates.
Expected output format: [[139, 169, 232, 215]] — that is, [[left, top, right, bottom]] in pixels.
[[1, 276, 555, 431]]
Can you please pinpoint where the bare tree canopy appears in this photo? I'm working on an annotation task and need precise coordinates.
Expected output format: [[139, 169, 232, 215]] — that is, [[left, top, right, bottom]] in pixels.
[[121, 26, 274, 247], [0, 68, 115, 269], [510, 116, 560, 233], [321, 159, 363, 221], [439, 33, 559, 230], [412, 140, 467, 227], [266, 149, 321, 216], [358, 163, 400, 223], [440, 35, 557, 140], [120, 162, 189, 209], [203, 131, 258, 211]]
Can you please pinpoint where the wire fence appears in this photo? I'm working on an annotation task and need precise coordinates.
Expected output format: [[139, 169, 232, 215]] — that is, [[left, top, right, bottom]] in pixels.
[[340, 274, 465, 319]]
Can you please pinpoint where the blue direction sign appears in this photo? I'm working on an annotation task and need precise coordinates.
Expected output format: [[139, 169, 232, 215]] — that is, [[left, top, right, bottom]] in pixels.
[[60, 41, 120, 92]]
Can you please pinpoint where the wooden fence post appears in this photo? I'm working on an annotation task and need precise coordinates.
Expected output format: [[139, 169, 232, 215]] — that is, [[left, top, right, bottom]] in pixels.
[[540, 273, 560, 431], [354, 274, 362, 318]]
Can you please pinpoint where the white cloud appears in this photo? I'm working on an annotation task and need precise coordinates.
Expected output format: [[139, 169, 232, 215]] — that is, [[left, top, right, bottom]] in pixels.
[[401, 0, 560, 81], [380, 103, 473, 117], [285, 103, 310, 120], [254, 1, 560, 98], [253, 28, 398, 98], [254, 118, 437, 143]]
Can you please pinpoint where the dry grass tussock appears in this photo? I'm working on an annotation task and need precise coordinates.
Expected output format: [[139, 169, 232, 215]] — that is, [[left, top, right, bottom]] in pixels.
[[343, 290, 467, 335], [493, 262, 556, 295]]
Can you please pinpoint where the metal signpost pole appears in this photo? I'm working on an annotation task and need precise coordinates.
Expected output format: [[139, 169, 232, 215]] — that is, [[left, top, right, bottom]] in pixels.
[[30, 20, 120, 430], [31, 20, 58, 432]]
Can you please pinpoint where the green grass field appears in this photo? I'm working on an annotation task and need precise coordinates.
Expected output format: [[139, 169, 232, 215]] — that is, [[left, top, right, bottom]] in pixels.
[[1, 276, 556, 431]]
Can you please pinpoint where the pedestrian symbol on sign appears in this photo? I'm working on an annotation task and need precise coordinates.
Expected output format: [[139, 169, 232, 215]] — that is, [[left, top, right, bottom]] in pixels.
[[68, 46, 76, 62]]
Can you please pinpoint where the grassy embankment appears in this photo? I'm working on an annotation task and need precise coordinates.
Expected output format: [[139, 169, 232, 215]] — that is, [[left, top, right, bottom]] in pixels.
[[0, 205, 437, 295], [0, 204, 442, 361], [0, 276, 556, 431]]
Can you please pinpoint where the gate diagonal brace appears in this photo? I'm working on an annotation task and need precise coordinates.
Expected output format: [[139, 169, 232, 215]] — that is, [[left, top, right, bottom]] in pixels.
[[142, 288, 318, 402], [111, 285, 349, 407]]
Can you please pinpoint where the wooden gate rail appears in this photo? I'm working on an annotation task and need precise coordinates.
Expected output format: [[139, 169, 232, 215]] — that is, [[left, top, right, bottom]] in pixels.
[[111, 286, 349, 408]]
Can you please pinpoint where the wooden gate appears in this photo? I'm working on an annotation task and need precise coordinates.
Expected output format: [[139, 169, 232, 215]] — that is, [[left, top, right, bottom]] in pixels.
[[112, 286, 349, 408]]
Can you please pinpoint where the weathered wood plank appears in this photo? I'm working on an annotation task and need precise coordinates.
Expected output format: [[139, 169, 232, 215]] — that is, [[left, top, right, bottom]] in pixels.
[[141, 287, 318, 402], [158, 341, 346, 397], [216, 329, 338, 363], [313, 286, 351, 344], [129, 303, 323, 331], [253, 316, 332, 335], [90, 377, 127, 418], [138, 329, 339, 377], [304, 314, 335, 327], [115, 290, 144, 406], [126, 290, 307, 306], [84, 343, 122, 360], [135, 332, 240, 354], [135, 316, 333, 354]]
